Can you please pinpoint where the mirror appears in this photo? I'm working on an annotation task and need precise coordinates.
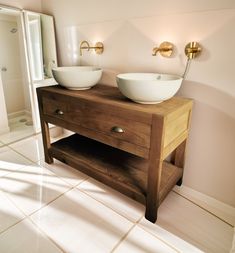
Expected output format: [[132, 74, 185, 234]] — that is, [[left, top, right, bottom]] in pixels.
[[24, 11, 58, 133], [24, 11, 57, 81]]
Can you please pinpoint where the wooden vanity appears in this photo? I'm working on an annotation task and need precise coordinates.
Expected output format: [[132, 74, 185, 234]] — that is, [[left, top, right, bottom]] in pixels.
[[37, 84, 193, 223]]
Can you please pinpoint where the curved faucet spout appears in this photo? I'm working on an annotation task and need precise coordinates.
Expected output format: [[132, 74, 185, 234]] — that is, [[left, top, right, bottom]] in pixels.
[[152, 47, 160, 56], [80, 40, 90, 56], [152, 41, 174, 57]]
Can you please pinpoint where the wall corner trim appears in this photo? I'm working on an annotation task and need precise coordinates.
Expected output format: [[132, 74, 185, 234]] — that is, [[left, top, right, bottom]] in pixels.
[[173, 185, 235, 227]]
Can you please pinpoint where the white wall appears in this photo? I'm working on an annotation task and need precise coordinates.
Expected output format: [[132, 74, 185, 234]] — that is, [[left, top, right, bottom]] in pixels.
[[42, 0, 235, 207], [0, 0, 41, 12]]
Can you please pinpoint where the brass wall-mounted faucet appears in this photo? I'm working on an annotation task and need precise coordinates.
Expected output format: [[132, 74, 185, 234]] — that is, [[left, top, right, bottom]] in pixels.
[[152, 41, 174, 57], [185, 42, 202, 59], [79, 40, 104, 56]]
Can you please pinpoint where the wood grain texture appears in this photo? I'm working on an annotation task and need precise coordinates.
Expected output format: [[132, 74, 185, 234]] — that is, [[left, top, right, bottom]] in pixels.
[[39, 85, 192, 119], [145, 114, 165, 222], [37, 84, 192, 223], [42, 94, 151, 148], [36, 89, 53, 164], [50, 134, 182, 205], [171, 108, 193, 186], [43, 115, 149, 158]]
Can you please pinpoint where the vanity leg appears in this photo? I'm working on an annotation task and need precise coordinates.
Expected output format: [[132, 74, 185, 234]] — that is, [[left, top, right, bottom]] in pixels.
[[172, 139, 187, 186], [145, 115, 164, 223], [37, 90, 53, 164], [145, 159, 163, 223], [41, 120, 53, 164]]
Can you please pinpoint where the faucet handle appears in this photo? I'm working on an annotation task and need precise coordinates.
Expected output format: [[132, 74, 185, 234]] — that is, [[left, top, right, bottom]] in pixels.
[[80, 41, 104, 56], [152, 41, 174, 57]]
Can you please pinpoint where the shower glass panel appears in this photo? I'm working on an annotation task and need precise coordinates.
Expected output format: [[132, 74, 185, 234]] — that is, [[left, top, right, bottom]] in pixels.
[[0, 6, 35, 144]]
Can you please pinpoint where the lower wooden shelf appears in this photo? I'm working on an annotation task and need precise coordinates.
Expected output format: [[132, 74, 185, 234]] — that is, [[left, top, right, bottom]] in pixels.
[[49, 134, 183, 205]]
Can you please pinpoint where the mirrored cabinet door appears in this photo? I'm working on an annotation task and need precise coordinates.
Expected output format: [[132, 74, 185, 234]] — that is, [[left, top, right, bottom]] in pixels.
[[23, 11, 57, 81]]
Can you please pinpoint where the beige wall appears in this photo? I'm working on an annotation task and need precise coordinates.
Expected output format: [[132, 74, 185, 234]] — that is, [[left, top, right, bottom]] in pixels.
[[42, 0, 235, 207], [0, 0, 41, 12]]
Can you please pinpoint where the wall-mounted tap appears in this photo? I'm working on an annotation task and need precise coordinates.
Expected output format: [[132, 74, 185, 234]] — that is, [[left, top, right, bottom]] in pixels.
[[79, 40, 104, 56], [185, 42, 202, 59], [152, 41, 174, 57]]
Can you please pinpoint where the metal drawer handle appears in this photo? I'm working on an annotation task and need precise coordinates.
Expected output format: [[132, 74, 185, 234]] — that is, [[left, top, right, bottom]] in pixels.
[[111, 126, 124, 133], [55, 109, 64, 115]]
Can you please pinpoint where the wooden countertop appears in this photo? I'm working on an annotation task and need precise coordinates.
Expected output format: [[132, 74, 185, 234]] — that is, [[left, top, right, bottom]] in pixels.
[[38, 84, 193, 117]]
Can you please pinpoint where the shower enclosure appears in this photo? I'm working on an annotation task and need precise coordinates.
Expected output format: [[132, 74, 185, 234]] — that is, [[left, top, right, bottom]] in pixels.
[[0, 6, 57, 144], [0, 7, 33, 144]]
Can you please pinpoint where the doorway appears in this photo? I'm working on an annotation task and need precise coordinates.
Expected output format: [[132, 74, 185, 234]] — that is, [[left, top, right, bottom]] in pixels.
[[0, 7, 34, 145]]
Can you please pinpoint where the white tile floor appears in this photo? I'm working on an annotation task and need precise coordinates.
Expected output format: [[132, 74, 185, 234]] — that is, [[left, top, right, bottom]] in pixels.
[[0, 134, 234, 253], [0, 114, 34, 145]]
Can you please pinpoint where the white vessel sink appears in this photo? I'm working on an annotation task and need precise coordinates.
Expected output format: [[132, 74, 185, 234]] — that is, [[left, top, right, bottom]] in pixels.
[[52, 66, 102, 90], [116, 73, 183, 104]]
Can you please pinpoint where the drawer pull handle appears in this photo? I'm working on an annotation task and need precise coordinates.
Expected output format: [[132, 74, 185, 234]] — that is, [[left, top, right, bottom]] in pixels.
[[111, 126, 124, 133], [55, 109, 64, 115]]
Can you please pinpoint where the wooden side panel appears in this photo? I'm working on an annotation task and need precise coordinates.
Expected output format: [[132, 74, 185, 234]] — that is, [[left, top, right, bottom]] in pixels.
[[164, 111, 190, 148]]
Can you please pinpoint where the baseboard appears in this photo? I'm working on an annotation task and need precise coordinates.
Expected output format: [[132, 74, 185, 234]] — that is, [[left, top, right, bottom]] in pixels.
[[173, 185, 235, 226], [7, 110, 29, 119], [24, 110, 32, 117], [230, 228, 235, 253], [8, 110, 25, 119]]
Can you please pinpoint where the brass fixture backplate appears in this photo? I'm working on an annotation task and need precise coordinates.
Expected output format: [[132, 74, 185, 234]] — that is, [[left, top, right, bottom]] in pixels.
[[95, 42, 104, 54], [159, 41, 174, 57], [185, 42, 202, 59]]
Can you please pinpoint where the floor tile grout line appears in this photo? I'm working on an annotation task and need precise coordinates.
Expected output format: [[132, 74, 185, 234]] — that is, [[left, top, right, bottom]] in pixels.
[[0, 178, 73, 218], [134, 212, 181, 253], [76, 183, 145, 224], [5, 143, 234, 230], [137, 223, 182, 253], [110, 213, 178, 253], [6, 144, 39, 164], [0, 216, 28, 237], [28, 217, 67, 253], [1, 134, 230, 252], [0, 132, 36, 147], [172, 189, 234, 228], [0, 182, 77, 252], [37, 160, 90, 188], [0, 190, 29, 237], [0, 189, 28, 217], [36, 160, 144, 224], [0, 167, 75, 219], [110, 223, 137, 253], [0, 182, 180, 253], [27, 185, 75, 218]]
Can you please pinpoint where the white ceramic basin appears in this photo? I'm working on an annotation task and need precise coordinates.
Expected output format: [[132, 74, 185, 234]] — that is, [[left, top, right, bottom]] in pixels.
[[52, 66, 102, 90], [116, 73, 183, 104]]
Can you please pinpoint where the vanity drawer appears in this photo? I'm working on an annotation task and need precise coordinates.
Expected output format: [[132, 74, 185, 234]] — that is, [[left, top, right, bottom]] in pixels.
[[68, 99, 151, 149], [41, 92, 151, 152], [42, 96, 68, 119], [42, 94, 151, 151]]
